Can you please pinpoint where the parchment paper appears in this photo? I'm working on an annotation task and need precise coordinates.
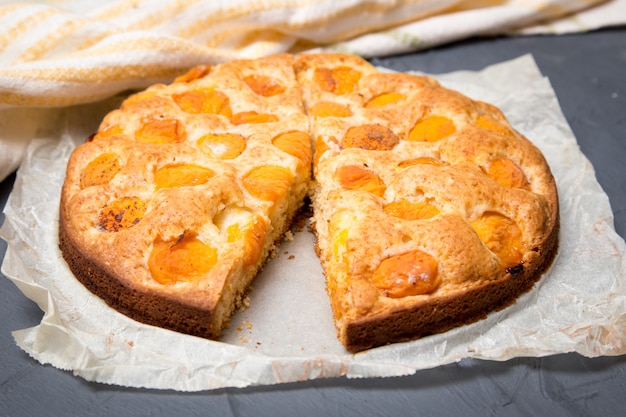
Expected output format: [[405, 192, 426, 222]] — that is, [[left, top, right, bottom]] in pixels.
[[1, 55, 625, 391]]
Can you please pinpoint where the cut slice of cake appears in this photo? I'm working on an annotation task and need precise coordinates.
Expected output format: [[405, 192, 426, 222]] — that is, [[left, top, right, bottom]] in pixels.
[[295, 53, 559, 352], [59, 54, 312, 339]]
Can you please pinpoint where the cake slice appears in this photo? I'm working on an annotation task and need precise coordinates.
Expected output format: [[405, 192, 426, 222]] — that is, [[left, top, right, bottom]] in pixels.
[[295, 53, 559, 352], [59, 54, 312, 339]]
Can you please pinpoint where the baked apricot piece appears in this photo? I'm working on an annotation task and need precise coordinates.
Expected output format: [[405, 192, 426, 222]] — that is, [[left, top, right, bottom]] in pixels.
[[471, 211, 524, 267], [365, 92, 406, 108], [148, 232, 217, 285], [154, 164, 214, 189], [398, 157, 448, 168], [231, 111, 279, 125], [98, 197, 146, 232], [135, 119, 186, 144], [80, 153, 121, 188], [226, 214, 267, 265], [92, 124, 123, 141], [336, 165, 386, 197], [408, 115, 456, 142], [371, 249, 440, 298], [242, 165, 293, 203], [342, 124, 399, 151], [313, 135, 330, 169], [327, 211, 353, 273], [475, 114, 514, 137], [331, 227, 349, 259], [484, 157, 529, 189], [121, 90, 158, 109], [243, 74, 286, 97], [174, 65, 211, 83], [197, 133, 246, 160], [272, 131, 312, 169], [310, 101, 352, 118], [314, 66, 361, 95], [172, 88, 232, 117], [384, 199, 440, 220]]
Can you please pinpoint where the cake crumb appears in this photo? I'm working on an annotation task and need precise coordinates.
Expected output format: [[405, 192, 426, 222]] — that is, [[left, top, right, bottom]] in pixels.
[[288, 255, 295, 260], [284, 230, 294, 241], [238, 294, 251, 311]]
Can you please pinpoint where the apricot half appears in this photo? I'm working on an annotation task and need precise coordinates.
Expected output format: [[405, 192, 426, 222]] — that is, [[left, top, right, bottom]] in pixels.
[[135, 119, 185, 144], [98, 197, 146, 232], [197, 133, 246, 160], [226, 215, 267, 266], [243, 74, 286, 97], [342, 124, 399, 151], [475, 114, 514, 137], [314, 66, 361, 95], [470, 211, 524, 267], [231, 111, 279, 125], [408, 115, 456, 142], [148, 232, 217, 285], [313, 135, 330, 169], [174, 65, 211, 83], [365, 92, 406, 108], [483, 157, 529, 189], [241, 165, 293, 203], [384, 199, 440, 221], [310, 101, 352, 118], [92, 124, 123, 141], [80, 153, 121, 189], [173, 88, 232, 117], [336, 165, 386, 197], [371, 249, 440, 298], [154, 164, 214, 189], [272, 131, 312, 169], [398, 157, 448, 168]]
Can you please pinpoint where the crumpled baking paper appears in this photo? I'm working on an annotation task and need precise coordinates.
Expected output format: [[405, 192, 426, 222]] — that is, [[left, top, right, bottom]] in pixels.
[[1, 54, 625, 391]]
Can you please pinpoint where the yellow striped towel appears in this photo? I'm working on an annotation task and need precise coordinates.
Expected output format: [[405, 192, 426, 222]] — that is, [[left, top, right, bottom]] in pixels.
[[0, 0, 611, 108], [0, 0, 619, 181]]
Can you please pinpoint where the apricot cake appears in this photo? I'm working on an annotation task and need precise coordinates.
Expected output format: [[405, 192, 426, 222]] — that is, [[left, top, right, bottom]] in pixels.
[[59, 52, 558, 352]]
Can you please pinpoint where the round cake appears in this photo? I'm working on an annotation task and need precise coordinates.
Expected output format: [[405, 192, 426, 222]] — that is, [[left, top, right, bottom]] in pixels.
[[59, 52, 559, 352]]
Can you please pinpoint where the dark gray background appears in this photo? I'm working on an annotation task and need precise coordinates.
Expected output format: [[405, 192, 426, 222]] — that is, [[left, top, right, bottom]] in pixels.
[[1, 26, 625, 417]]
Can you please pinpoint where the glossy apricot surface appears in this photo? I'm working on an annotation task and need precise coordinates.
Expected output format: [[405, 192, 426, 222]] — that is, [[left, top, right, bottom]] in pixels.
[[80, 153, 121, 189], [371, 249, 440, 298]]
